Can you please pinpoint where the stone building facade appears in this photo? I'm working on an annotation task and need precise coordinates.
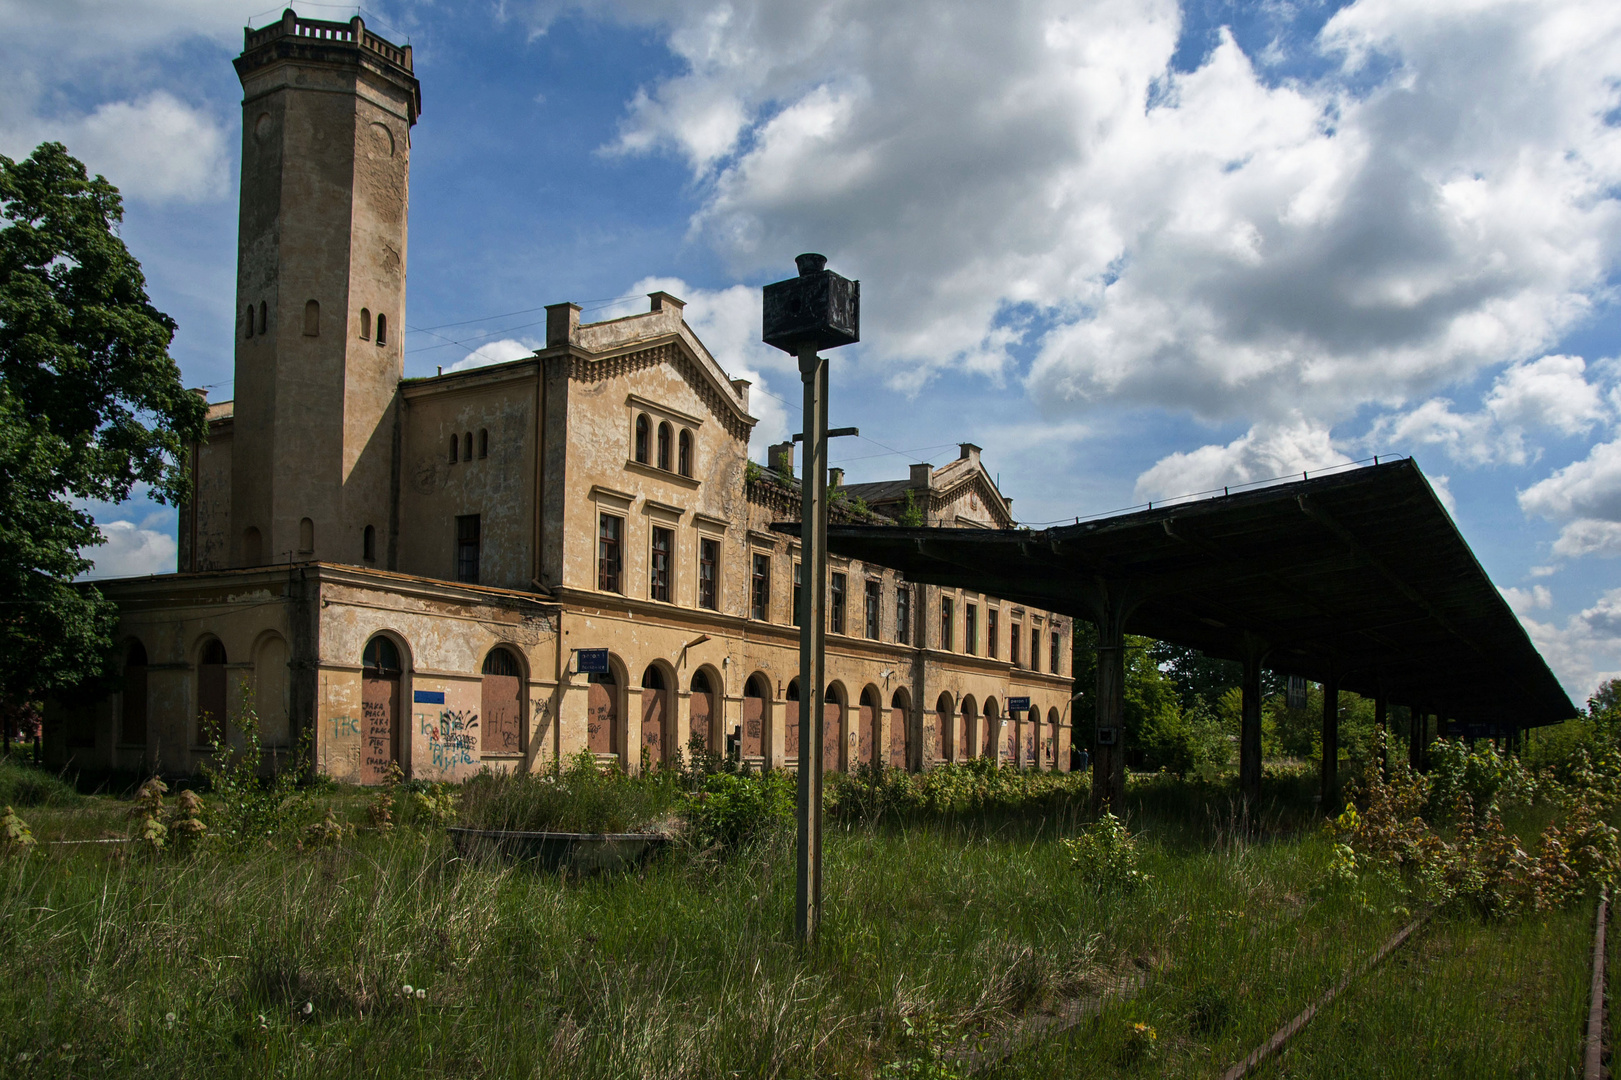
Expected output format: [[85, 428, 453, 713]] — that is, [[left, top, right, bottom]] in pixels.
[[48, 11, 1075, 782]]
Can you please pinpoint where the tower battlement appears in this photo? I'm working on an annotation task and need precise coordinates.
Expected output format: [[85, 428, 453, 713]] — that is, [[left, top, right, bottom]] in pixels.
[[237, 9, 419, 124]]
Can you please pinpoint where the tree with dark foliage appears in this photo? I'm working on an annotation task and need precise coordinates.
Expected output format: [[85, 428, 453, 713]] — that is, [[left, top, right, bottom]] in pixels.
[[0, 142, 206, 708]]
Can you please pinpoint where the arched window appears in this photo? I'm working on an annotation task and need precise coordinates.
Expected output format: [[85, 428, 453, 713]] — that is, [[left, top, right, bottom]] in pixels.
[[449, 434, 459, 463], [657, 422, 672, 471], [298, 517, 314, 554], [196, 638, 228, 747], [363, 635, 401, 676], [243, 526, 263, 566], [121, 640, 148, 745], [259, 301, 267, 335], [678, 429, 693, 477], [376, 313, 387, 346], [303, 299, 320, 337], [463, 432, 473, 461], [481, 647, 522, 754], [360, 308, 371, 340], [363, 524, 376, 562], [634, 414, 650, 463], [478, 429, 489, 459], [244, 305, 254, 339]]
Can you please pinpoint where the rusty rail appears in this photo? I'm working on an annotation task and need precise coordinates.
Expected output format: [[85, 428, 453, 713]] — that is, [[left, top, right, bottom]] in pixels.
[[1221, 908, 1432, 1080], [1587, 887, 1609, 1080]]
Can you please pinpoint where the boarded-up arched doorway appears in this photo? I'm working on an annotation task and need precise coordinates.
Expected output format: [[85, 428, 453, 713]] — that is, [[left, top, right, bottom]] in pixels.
[[961, 697, 979, 761], [689, 670, 714, 754], [742, 675, 767, 759], [858, 687, 880, 767], [196, 638, 227, 747], [890, 688, 911, 770], [481, 647, 523, 755], [823, 684, 844, 773], [934, 693, 953, 764], [1046, 707, 1060, 769], [641, 665, 668, 765], [784, 678, 800, 764], [361, 637, 401, 783], [588, 668, 618, 757], [122, 641, 148, 746]]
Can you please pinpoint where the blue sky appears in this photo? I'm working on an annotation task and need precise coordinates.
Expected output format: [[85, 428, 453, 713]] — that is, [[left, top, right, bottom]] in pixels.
[[4, 0, 1620, 699]]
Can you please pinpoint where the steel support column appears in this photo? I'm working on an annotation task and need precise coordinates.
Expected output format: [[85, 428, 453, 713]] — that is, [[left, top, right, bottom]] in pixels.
[[794, 342, 829, 942], [1091, 593, 1129, 813], [1374, 692, 1387, 776], [1321, 672, 1340, 807], [1240, 635, 1267, 803]]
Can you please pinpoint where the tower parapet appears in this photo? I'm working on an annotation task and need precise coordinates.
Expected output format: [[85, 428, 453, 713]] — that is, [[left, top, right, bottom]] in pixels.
[[237, 10, 420, 123]]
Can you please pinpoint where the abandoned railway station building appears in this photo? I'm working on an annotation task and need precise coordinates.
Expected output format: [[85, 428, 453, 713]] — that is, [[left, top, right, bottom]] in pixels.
[[47, 11, 1075, 783]]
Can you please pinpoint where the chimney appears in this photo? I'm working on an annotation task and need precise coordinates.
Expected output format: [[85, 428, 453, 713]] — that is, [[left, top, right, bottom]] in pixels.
[[958, 442, 982, 467], [768, 442, 795, 477], [829, 467, 844, 488], [910, 462, 934, 489], [730, 377, 751, 410], [545, 302, 580, 349], [649, 291, 686, 315]]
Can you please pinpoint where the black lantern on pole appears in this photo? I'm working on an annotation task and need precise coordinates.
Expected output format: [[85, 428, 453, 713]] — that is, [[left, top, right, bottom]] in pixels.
[[763, 253, 860, 353], [762, 253, 858, 943]]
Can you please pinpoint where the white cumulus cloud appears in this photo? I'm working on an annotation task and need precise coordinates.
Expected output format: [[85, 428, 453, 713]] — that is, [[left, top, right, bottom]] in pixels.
[[447, 338, 542, 373], [81, 517, 177, 579]]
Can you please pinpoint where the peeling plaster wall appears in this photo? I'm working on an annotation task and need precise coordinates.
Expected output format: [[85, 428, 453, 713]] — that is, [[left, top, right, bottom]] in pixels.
[[398, 368, 538, 589]]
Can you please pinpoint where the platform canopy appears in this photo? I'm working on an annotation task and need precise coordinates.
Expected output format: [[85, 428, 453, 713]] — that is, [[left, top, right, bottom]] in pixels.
[[801, 459, 1575, 729]]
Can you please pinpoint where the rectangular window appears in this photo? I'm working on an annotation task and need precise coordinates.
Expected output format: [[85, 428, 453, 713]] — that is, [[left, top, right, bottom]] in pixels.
[[650, 526, 672, 602], [455, 514, 480, 584], [597, 514, 622, 592], [896, 587, 911, 645], [987, 608, 999, 658], [1031, 628, 1042, 672], [940, 596, 954, 651], [1011, 623, 1022, 667], [865, 580, 881, 640], [752, 553, 771, 621], [830, 572, 846, 635], [793, 561, 803, 627], [1051, 631, 1062, 675], [698, 537, 719, 610], [965, 603, 978, 655]]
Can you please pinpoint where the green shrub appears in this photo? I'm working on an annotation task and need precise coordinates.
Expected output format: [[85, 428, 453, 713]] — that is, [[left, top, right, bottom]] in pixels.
[[0, 757, 77, 807], [199, 707, 314, 852], [825, 759, 1090, 821], [1061, 812, 1150, 890], [681, 770, 794, 852], [457, 752, 678, 834]]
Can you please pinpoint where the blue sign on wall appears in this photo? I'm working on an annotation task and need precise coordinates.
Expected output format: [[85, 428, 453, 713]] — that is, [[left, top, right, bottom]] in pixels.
[[575, 648, 610, 675], [413, 690, 445, 704], [1007, 696, 1031, 713]]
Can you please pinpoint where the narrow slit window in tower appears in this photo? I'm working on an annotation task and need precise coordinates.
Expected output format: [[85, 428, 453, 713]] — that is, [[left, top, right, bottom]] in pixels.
[[478, 429, 488, 458], [360, 308, 371, 340], [375, 313, 387, 345], [303, 299, 319, 336]]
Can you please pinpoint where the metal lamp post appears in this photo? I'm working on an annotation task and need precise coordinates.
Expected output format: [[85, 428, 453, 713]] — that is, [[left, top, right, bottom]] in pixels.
[[762, 253, 859, 942]]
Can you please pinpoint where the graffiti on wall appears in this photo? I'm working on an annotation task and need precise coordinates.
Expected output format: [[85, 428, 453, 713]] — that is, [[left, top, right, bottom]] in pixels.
[[330, 714, 360, 738], [421, 708, 478, 770]]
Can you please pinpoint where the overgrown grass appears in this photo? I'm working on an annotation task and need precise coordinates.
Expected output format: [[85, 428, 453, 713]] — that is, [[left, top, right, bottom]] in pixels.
[[0, 761, 1606, 1078], [0, 754, 78, 808]]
